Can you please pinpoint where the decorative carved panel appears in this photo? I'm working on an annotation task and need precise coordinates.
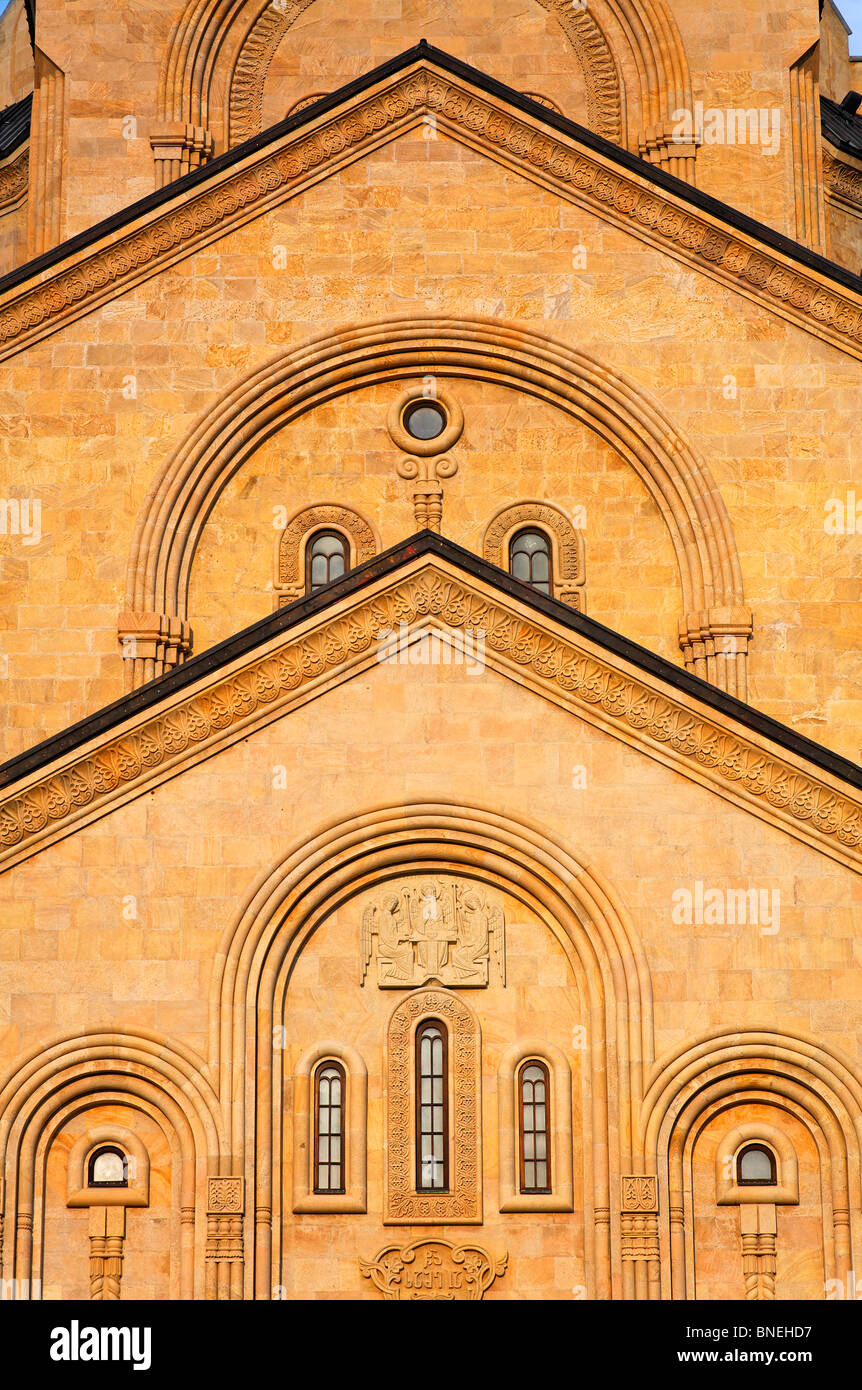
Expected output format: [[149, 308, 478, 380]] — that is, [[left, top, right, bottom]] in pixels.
[[621, 1175, 658, 1212], [360, 1237, 507, 1300], [385, 990, 482, 1224], [361, 876, 505, 988], [207, 1176, 244, 1214]]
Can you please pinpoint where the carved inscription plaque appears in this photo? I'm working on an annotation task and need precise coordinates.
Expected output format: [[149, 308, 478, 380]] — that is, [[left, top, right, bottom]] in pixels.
[[360, 1238, 508, 1300], [360, 877, 505, 988]]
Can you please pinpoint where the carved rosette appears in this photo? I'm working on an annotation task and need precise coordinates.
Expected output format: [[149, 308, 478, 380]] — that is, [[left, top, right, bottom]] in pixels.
[[385, 990, 482, 1224], [360, 1238, 507, 1300]]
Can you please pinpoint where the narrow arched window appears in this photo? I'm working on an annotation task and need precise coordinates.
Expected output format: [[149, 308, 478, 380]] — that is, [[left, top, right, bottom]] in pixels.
[[736, 1143, 777, 1186], [87, 1145, 128, 1188], [509, 529, 552, 595], [306, 530, 348, 593], [519, 1060, 551, 1193], [314, 1061, 346, 1193], [415, 1020, 448, 1192]]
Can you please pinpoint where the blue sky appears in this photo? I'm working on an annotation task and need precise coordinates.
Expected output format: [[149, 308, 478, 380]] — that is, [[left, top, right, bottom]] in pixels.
[[840, 0, 862, 50]]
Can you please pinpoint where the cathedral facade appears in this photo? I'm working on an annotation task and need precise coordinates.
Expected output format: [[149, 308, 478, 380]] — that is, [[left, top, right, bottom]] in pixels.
[[0, 0, 860, 1301]]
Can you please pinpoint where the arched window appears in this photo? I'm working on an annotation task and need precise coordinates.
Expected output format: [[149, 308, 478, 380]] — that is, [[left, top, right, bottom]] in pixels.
[[87, 1145, 128, 1188], [415, 1020, 448, 1192], [509, 528, 552, 595], [313, 1060, 346, 1194], [518, 1060, 551, 1193], [736, 1143, 777, 1186], [305, 530, 348, 593]]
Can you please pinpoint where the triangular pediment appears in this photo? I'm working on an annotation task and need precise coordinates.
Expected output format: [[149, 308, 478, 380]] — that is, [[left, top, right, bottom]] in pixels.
[[1, 532, 860, 872], [2, 44, 862, 362]]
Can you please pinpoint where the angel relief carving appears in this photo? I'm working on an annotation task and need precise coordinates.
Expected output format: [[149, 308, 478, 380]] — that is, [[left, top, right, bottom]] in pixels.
[[360, 878, 505, 988]]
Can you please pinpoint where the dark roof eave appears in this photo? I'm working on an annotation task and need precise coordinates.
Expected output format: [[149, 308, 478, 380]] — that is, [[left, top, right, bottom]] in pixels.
[[820, 93, 862, 159], [0, 42, 861, 298], [1, 529, 860, 795], [0, 91, 32, 162]]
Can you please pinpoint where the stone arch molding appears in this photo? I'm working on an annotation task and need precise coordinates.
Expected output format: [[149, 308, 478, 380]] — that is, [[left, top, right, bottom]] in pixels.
[[0, 1028, 228, 1300], [640, 1027, 862, 1301], [225, 2, 624, 149], [154, 2, 695, 184], [209, 798, 655, 1299], [121, 315, 752, 697]]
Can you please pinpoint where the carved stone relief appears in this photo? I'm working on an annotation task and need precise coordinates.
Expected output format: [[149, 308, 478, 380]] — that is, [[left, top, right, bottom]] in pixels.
[[360, 1237, 508, 1300], [361, 876, 505, 987]]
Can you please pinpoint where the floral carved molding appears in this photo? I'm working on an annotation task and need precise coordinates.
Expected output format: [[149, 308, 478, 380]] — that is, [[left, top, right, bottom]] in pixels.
[[0, 148, 28, 215], [2, 63, 862, 360], [0, 562, 860, 869], [823, 150, 862, 217]]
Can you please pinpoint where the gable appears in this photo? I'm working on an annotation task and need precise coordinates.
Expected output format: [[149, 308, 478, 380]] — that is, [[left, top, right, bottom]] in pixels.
[[1, 537, 860, 874], [2, 46, 862, 364]]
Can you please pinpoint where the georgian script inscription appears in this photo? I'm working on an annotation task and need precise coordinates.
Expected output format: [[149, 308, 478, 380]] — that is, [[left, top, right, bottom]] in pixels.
[[360, 1238, 507, 1301], [360, 877, 505, 987]]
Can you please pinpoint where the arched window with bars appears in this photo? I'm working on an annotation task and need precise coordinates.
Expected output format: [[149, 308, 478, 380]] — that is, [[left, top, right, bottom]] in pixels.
[[518, 1060, 551, 1193], [415, 1019, 448, 1192], [313, 1060, 346, 1194], [509, 528, 552, 596], [305, 530, 348, 593]]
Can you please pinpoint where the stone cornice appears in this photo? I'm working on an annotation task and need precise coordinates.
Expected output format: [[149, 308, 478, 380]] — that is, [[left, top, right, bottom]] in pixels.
[[2, 52, 862, 361], [824, 149, 862, 218], [0, 146, 28, 215], [1, 553, 859, 873]]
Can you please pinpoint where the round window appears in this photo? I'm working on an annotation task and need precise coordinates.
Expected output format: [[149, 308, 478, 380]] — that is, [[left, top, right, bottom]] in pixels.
[[403, 399, 447, 441]]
